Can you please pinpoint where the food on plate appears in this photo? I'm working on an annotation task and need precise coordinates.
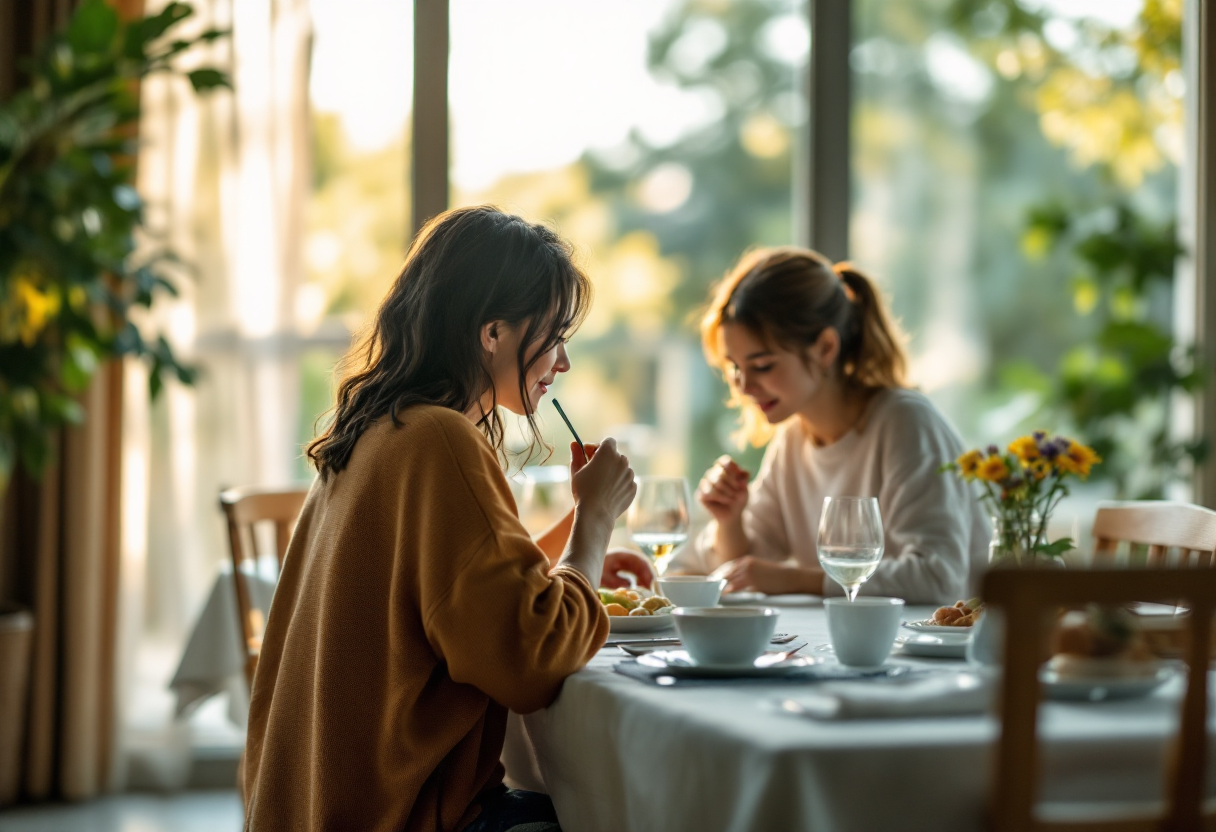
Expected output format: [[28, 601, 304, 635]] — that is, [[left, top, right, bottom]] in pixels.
[[931, 598, 984, 627], [598, 587, 674, 617], [1048, 606, 1156, 678]]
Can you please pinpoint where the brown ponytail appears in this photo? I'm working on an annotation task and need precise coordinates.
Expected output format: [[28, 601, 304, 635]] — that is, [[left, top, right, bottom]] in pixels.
[[701, 247, 908, 446], [831, 262, 908, 390]]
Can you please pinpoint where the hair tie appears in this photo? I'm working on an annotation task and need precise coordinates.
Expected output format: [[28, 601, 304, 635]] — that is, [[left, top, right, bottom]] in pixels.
[[832, 261, 857, 303]]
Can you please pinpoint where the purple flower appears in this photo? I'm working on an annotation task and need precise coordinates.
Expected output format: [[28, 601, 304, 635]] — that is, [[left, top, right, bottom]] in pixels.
[[987, 444, 999, 456], [1033, 430, 1047, 441]]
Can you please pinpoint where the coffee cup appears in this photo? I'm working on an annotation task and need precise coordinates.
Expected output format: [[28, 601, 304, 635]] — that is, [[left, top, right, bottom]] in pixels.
[[824, 597, 905, 667], [672, 606, 778, 667], [657, 576, 725, 608]]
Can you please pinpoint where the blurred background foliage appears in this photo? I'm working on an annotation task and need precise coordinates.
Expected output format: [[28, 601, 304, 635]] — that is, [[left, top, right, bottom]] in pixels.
[[300, 0, 1195, 499], [0, 0, 228, 478]]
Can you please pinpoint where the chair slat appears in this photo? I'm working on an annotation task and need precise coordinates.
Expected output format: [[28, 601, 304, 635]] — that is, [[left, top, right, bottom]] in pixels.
[[984, 567, 1216, 831], [219, 484, 310, 690]]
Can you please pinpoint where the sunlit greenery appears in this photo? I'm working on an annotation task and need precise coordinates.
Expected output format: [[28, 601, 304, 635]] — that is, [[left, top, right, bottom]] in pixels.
[[301, 0, 1195, 496], [0, 0, 229, 477]]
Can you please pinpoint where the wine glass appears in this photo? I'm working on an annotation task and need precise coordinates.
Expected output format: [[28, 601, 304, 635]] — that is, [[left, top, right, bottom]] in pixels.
[[517, 466, 574, 536], [627, 476, 691, 576], [817, 496, 884, 601]]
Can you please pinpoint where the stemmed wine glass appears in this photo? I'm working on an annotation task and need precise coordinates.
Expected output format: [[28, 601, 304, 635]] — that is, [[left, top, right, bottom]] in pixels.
[[816, 496, 884, 601], [627, 476, 691, 576]]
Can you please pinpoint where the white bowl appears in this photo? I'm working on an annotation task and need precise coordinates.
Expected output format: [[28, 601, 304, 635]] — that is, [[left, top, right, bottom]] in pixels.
[[657, 576, 725, 608], [671, 606, 779, 668]]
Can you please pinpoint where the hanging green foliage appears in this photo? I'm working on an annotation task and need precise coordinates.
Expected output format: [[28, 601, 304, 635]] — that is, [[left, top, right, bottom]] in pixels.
[[0, 0, 229, 478]]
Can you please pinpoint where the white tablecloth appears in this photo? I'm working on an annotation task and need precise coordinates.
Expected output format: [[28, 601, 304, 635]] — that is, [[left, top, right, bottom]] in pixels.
[[516, 603, 1214, 832], [169, 565, 277, 727]]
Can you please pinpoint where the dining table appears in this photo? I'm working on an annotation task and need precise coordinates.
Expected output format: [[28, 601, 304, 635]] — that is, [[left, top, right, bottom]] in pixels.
[[505, 597, 1216, 832]]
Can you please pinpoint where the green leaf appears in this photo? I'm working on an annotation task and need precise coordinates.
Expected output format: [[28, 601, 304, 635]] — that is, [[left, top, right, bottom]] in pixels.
[[68, 0, 120, 57], [1033, 538, 1074, 557], [187, 68, 232, 93]]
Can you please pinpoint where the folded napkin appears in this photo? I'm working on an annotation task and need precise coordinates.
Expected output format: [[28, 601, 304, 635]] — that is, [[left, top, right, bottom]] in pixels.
[[776, 671, 994, 719]]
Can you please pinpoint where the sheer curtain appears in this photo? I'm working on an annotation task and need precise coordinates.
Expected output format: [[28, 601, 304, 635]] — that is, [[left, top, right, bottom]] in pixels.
[[117, 0, 312, 789]]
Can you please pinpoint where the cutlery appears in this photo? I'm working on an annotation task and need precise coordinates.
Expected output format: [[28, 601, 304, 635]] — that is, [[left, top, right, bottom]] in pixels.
[[754, 643, 808, 667]]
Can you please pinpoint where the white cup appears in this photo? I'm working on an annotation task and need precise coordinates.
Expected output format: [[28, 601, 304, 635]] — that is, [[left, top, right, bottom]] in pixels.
[[824, 597, 905, 667], [657, 576, 725, 608], [672, 606, 778, 668]]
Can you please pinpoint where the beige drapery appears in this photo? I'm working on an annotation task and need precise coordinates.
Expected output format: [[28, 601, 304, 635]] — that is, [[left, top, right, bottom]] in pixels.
[[122, 0, 312, 787], [0, 0, 156, 802]]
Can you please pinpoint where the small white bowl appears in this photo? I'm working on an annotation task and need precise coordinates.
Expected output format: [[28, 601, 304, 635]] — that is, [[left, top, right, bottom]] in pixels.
[[671, 606, 779, 668], [657, 576, 726, 608]]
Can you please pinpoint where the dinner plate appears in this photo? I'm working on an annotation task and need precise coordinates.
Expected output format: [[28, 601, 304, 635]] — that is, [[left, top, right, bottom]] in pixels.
[[608, 614, 674, 633], [637, 649, 820, 678], [894, 633, 969, 659], [1040, 666, 1174, 701], [902, 619, 976, 636], [721, 592, 822, 607]]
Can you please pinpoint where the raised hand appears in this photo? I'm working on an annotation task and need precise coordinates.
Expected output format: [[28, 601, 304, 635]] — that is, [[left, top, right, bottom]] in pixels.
[[570, 438, 636, 524], [697, 455, 750, 525]]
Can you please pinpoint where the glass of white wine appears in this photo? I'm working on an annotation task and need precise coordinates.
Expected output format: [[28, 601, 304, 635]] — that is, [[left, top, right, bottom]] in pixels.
[[817, 496, 884, 602], [627, 476, 691, 576]]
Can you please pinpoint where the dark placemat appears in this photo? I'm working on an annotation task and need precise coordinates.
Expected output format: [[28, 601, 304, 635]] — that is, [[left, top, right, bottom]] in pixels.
[[613, 659, 920, 688]]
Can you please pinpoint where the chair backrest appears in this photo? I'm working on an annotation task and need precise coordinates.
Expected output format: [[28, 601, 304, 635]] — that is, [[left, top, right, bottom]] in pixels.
[[1092, 501, 1216, 567], [983, 566, 1215, 832], [218, 484, 310, 690]]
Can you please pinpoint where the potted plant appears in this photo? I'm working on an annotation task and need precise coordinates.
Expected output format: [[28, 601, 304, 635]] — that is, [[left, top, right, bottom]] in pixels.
[[0, 0, 228, 802]]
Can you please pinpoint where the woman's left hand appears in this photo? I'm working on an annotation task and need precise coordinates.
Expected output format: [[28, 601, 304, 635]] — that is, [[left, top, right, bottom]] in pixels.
[[718, 556, 822, 595], [600, 549, 655, 590]]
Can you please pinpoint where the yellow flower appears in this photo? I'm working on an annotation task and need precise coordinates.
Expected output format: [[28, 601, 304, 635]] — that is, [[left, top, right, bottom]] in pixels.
[[956, 449, 983, 479], [1056, 442, 1102, 478], [976, 455, 1010, 483], [14, 277, 60, 346], [1028, 459, 1051, 481], [1008, 436, 1040, 463]]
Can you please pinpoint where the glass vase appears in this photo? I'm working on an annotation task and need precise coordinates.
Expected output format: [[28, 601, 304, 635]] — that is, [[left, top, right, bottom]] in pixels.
[[988, 513, 1063, 569]]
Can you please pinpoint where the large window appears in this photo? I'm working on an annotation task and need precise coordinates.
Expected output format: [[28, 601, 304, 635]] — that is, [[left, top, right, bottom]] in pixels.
[[852, 0, 1187, 504], [450, 0, 808, 481]]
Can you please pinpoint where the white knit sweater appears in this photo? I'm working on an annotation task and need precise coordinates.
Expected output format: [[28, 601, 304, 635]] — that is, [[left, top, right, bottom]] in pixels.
[[675, 388, 991, 605]]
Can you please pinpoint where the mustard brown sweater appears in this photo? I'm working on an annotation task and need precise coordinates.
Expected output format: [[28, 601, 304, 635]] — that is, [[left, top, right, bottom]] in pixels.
[[243, 405, 609, 831]]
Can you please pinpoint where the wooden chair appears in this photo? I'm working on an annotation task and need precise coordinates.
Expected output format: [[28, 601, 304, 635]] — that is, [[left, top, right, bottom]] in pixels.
[[983, 566, 1215, 832], [219, 484, 310, 690], [1092, 501, 1216, 568]]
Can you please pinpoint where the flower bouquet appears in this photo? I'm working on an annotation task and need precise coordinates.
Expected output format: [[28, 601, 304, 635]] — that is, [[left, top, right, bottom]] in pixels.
[[943, 432, 1102, 567]]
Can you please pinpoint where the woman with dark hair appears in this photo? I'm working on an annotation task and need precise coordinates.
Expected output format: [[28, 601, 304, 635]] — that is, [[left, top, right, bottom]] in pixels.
[[243, 206, 637, 832], [678, 247, 988, 604]]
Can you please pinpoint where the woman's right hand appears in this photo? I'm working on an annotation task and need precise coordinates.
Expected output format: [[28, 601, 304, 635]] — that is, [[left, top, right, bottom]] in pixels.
[[570, 438, 637, 523], [698, 455, 750, 525]]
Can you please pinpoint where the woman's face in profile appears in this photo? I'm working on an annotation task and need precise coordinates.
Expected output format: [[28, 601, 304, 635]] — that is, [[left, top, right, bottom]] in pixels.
[[487, 323, 571, 416]]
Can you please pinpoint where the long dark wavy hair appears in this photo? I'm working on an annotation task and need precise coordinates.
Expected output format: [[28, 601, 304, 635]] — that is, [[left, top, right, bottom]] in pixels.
[[307, 206, 592, 479]]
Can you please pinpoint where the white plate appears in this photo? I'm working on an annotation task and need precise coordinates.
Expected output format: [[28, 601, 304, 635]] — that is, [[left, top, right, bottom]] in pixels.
[[608, 614, 674, 633], [902, 619, 976, 636], [637, 649, 820, 677], [1040, 666, 1174, 701], [721, 592, 822, 607], [894, 633, 969, 659]]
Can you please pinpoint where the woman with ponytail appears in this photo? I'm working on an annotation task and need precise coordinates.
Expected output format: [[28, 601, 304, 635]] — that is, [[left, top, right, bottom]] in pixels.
[[681, 247, 988, 604]]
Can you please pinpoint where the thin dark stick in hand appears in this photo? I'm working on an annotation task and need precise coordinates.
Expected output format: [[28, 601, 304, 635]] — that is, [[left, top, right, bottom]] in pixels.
[[551, 398, 587, 462]]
